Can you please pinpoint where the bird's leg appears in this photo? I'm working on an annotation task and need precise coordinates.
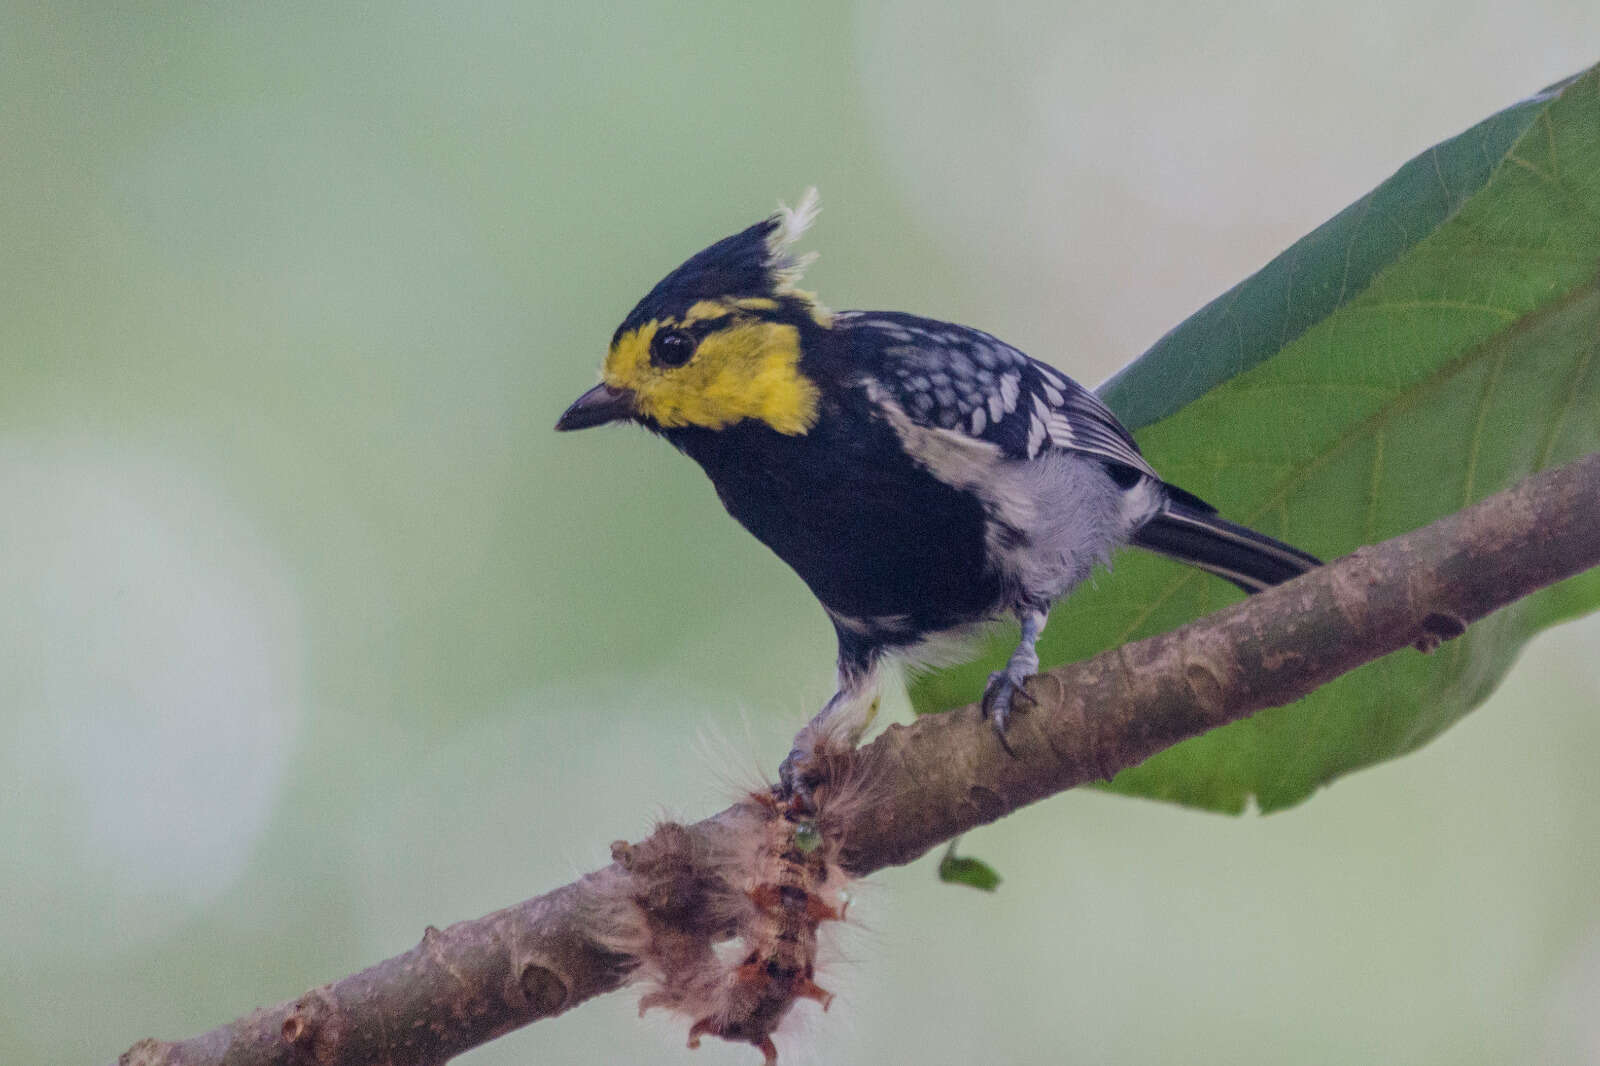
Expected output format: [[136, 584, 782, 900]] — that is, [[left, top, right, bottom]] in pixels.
[[778, 666, 880, 808], [982, 607, 1048, 746]]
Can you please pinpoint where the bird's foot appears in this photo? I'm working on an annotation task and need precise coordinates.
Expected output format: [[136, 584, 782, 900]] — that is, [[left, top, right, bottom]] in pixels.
[[777, 744, 824, 813], [778, 687, 878, 812], [981, 662, 1038, 755]]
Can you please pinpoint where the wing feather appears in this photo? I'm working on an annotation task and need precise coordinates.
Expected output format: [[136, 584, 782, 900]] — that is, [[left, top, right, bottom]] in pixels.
[[840, 312, 1158, 479]]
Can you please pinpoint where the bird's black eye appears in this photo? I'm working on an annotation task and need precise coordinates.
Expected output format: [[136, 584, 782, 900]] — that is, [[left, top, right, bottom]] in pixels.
[[649, 328, 696, 368]]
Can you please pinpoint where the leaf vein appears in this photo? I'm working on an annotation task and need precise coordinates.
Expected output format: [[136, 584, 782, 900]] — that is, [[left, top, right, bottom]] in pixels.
[[1536, 329, 1597, 469]]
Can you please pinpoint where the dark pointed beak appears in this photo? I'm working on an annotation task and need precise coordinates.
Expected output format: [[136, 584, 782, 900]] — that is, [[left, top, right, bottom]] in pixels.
[[555, 383, 637, 431]]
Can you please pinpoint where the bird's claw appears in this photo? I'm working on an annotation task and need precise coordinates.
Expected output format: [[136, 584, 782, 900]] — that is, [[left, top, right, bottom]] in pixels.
[[777, 746, 823, 813], [981, 667, 1036, 756]]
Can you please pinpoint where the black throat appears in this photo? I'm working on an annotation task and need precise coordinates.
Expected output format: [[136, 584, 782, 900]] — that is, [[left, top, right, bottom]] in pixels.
[[660, 389, 1003, 661]]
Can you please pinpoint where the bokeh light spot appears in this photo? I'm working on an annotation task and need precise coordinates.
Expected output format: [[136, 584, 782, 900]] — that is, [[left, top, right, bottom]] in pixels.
[[0, 438, 304, 952]]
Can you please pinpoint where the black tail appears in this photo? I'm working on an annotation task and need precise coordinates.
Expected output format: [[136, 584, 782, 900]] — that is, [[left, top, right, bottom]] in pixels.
[[1130, 490, 1321, 594]]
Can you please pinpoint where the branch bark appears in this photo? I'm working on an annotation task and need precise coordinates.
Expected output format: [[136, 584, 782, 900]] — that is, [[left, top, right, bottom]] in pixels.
[[119, 451, 1600, 1066]]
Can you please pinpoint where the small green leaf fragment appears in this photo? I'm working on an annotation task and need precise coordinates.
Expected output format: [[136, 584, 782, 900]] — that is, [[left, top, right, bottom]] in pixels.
[[792, 820, 821, 853], [938, 845, 1002, 892]]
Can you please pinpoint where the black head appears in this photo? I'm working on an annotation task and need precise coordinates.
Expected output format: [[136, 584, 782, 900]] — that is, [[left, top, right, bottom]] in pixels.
[[557, 191, 831, 436]]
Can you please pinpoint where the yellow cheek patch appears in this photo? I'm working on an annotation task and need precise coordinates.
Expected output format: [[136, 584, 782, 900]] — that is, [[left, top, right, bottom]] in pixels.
[[603, 318, 819, 434]]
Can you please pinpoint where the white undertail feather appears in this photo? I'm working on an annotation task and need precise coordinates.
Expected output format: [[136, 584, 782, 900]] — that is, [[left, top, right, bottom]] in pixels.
[[767, 188, 820, 290]]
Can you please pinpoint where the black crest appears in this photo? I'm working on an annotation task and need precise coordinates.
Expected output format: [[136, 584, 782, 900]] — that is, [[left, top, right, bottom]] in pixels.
[[613, 192, 819, 344]]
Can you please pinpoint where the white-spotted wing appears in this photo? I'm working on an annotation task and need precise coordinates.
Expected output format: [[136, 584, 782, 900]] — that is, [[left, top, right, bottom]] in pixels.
[[841, 312, 1158, 480]]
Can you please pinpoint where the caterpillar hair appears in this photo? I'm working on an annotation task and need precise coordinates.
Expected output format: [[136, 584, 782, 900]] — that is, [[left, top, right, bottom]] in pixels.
[[601, 739, 868, 1064]]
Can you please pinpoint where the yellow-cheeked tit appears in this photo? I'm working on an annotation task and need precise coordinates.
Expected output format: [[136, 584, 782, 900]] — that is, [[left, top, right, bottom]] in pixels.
[[557, 192, 1320, 791]]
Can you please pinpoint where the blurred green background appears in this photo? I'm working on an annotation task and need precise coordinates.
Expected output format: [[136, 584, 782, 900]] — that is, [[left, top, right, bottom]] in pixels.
[[4, 5, 1598, 1065]]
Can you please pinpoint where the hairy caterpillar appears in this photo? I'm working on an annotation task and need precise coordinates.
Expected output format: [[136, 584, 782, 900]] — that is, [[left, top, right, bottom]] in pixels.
[[606, 753, 859, 1065]]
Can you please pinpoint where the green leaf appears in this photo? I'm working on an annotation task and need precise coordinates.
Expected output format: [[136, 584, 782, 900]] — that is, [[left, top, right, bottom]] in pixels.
[[911, 66, 1600, 813], [938, 843, 1003, 892]]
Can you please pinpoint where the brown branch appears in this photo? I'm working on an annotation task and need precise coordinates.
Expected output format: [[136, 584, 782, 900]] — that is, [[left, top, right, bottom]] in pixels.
[[118, 451, 1600, 1066]]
